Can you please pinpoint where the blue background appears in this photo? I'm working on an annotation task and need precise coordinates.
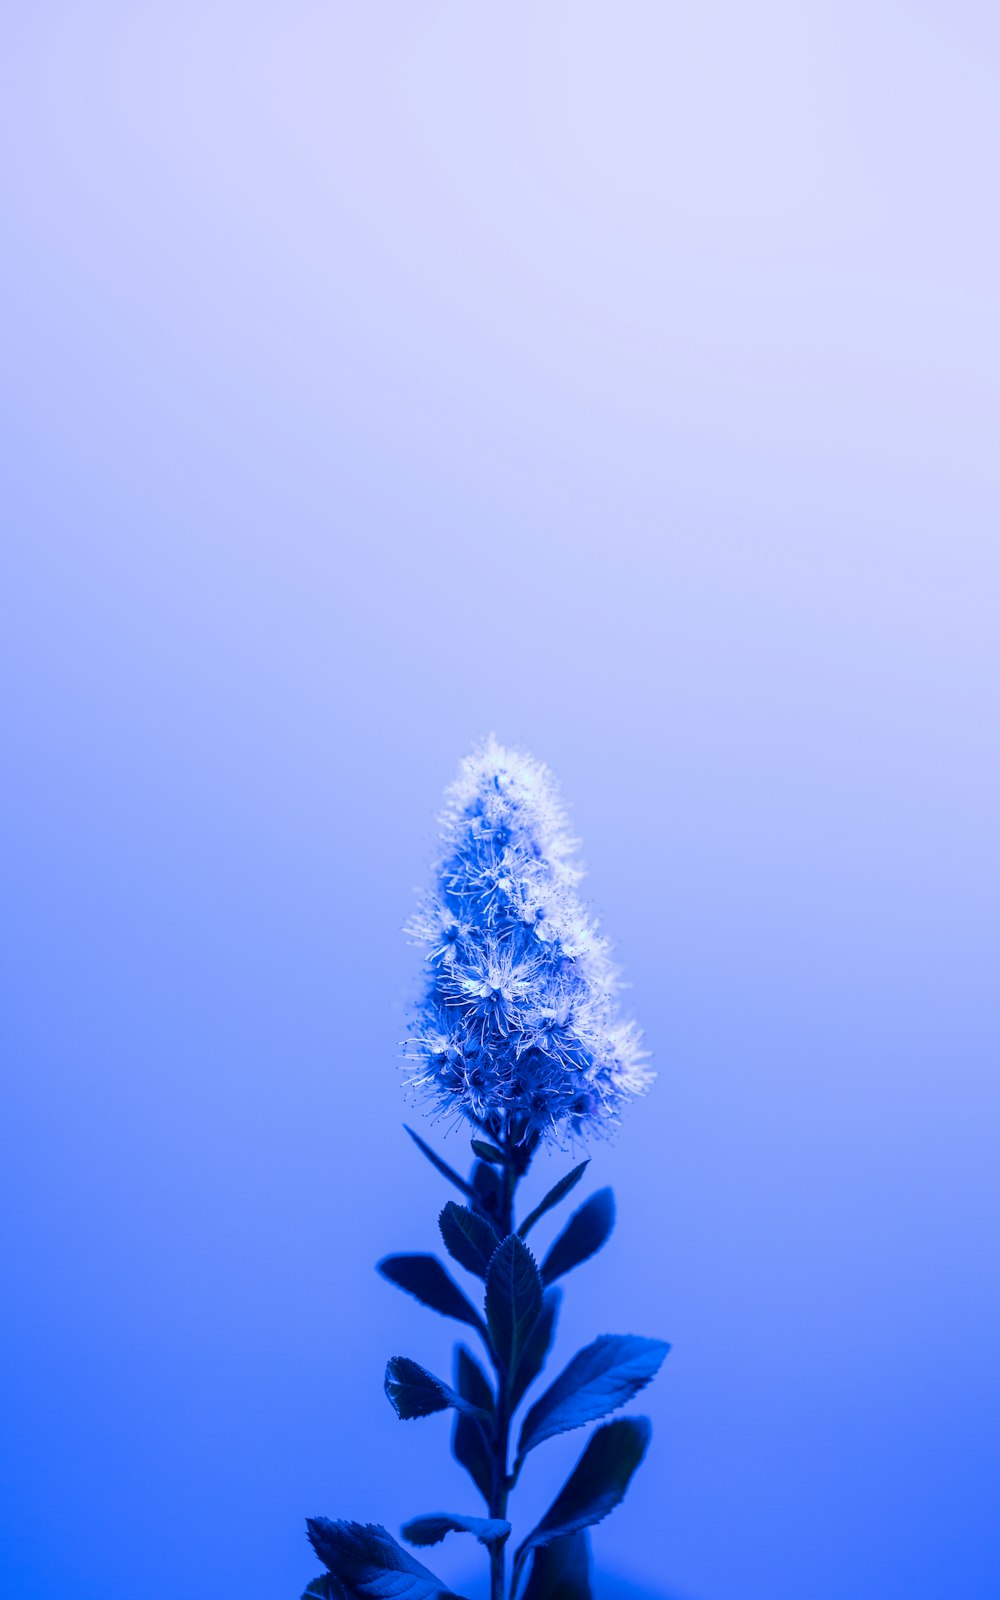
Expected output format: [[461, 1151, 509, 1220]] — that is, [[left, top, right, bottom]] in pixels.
[[2, 5, 999, 1598]]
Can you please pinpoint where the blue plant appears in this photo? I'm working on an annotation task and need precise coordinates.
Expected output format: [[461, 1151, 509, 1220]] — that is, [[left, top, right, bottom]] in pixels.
[[302, 742, 666, 1600]]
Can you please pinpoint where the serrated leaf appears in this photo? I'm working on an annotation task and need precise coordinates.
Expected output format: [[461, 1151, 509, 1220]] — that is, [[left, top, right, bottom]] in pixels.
[[439, 1202, 499, 1279], [517, 1336, 669, 1459], [401, 1513, 510, 1548], [486, 1234, 542, 1375], [471, 1139, 505, 1164], [510, 1286, 560, 1410], [385, 1356, 489, 1422], [540, 1190, 615, 1286], [405, 1125, 475, 1198], [522, 1532, 593, 1600], [518, 1162, 590, 1239], [513, 1418, 651, 1582], [378, 1254, 486, 1334], [306, 1519, 469, 1599]]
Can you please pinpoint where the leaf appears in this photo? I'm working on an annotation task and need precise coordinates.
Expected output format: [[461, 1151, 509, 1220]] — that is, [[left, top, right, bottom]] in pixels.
[[439, 1202, 499, 1279], [518, 1162, 590, 1239], [512, 1418, 651, 1581], [471, 1159, 504, 1224], [405, 1125, 475, 1198], [306, 1519, 469, 1599], [517, 1336, 669, 1459], [522, 1532, 593, 1600], [510, 1286, 560, 1410], [303, 1578, 346, 1600], [452, 1346, 495, 1505], [540, 1190, 615, 1286], [452, 1413, 493, 1505], [401, 1514, 510, 1548], [455, 1343, 494, 1415], [471, 1139, 505, 1164], [378, 1254, 486, 1334], [385, 1356, 488, 1422], [485, 1234, 542, 1375]]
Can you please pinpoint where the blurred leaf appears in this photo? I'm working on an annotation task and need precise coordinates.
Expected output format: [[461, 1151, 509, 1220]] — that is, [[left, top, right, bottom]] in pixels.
[[540, 1190, 615, 1286], [439, 1202, 499, 1279], [306, 1519, 468, 1599], [385, 1356, 488, 1422], [471, 1160, 504, 1224], [378, 1254, 486, 1334], [510, 1286, 560, 1410], [471, 1139, 505, 1164], [452, 1412, 493, 1505], [517, 1336, 669, 1458], [452, 1346, 495, 1504], [518, 1162, 590, 1239], [302, 1577, 346, 1599], [405, 1125, 475, 1198], [522, 1531, 593, 1599], [513, 1419, 651, 1580], [455, 1343, 494, 1415], [401, 1513, 510, 1548], [512, 1128, 542, 1176], [486, 1234, 542, 1375]]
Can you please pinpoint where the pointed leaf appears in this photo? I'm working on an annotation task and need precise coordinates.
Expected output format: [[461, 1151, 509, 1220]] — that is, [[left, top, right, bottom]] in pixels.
[[486, 1234, 542, 1374], [439, 1202, 499, 1279], [452, 1346, 495, 1504], [452, 1412, 493, 1505], [378, 1254, 486, 1334], [401, 1514, 510, 1548], [510, 1286, 560, 1410], [518, 1162, 590, 1239], [385, 1356, 488, 1422], [513, 1418, 651, 1580], [522, 1532, 593, 1600], [471, 1139, 505, 1164], [306, 1519, 469, 1599], [455, 1343, 494, 1415], [540, 1190, 615, 1286], [405, 1125, 475, 1198], [517, 1336, 668, 1458], [471, 1159, 504, 1225]]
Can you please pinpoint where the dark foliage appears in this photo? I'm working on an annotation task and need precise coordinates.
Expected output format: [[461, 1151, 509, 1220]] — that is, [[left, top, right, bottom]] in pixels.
[[439, 1202, 500, 1279], [518, 1163, 590, 1240], [522, 1532, 593, 1600], [377, 1254, 486, 1335], [539, 1189, 616, 1286], [306, 1519, 467, 1599], [303, 1134, 663, 1600]]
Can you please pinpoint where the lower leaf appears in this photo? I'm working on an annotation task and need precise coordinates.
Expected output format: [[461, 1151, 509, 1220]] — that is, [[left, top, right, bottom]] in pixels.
[[522, 1532, 593, 1600], [306, 1519, 470, 1599], [513, 1418, 651, 1582]]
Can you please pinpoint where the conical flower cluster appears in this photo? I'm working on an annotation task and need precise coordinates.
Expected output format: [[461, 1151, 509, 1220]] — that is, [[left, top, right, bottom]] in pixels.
[[404, 738, 651, 1143]]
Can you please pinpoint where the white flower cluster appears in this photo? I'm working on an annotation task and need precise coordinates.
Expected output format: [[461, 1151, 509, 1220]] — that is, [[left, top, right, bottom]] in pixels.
[[404, 738, 652, 1144]]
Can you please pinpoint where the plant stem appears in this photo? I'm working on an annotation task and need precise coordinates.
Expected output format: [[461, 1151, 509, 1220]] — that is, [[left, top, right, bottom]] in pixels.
[[488, 1128, 523, 1600], [489, 1388, 511, 1600]]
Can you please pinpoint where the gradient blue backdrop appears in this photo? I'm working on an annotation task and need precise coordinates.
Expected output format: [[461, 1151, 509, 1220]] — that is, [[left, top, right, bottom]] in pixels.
[[3, 5, 998, 1598]]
